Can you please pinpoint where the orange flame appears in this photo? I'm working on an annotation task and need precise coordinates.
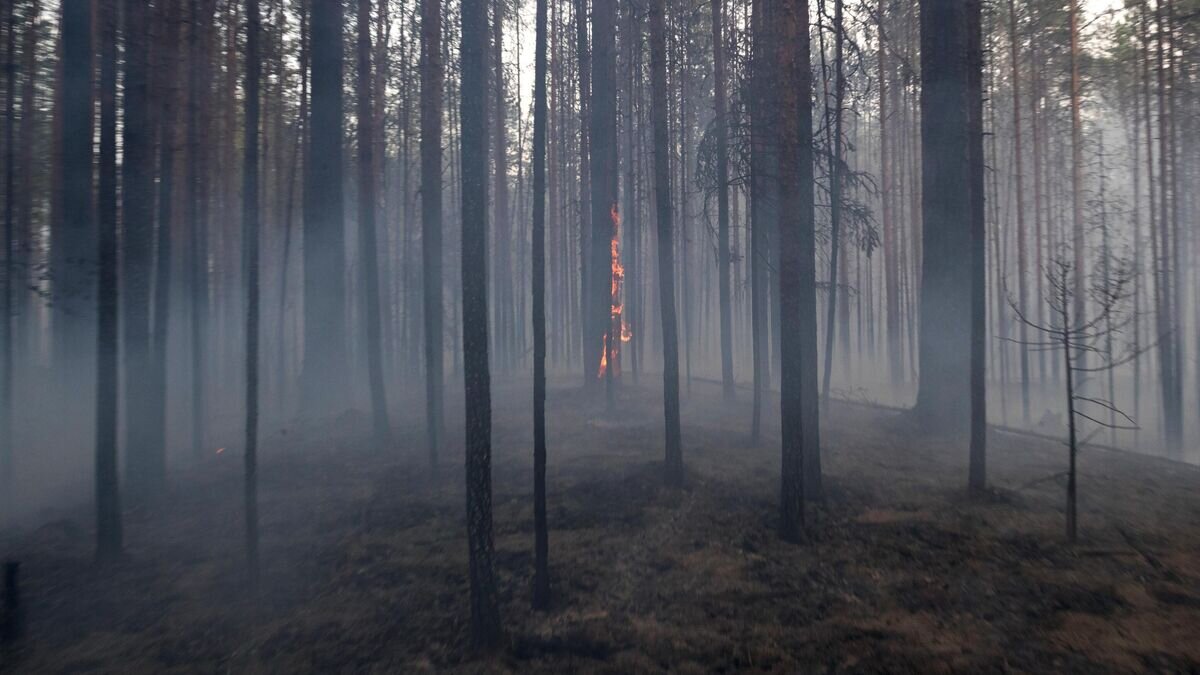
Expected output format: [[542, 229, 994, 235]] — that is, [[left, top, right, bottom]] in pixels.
[[598, 203, 632, 378]]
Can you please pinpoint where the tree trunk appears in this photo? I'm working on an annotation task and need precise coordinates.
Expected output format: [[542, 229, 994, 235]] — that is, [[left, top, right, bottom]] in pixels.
[[243, 0, 261, 586], [358, 0, 391, 447], [303, 0, 348, 414], [711, 0, 734, 399], [420, 0, 443, 470], [96, 0, 122, 563], [121, 0, 160, 497], [1, 0, 15, 490], [650, 0, 682, 486], [460, 0, 502, 649], [777, 0, 816, 542], [820, 0, 845, 403], [589, 0, 618, 407], [55, 0, 96, 379], [966, 0, 986, 493], [531, 0, 551, 609], [915, 0, 971, 436]]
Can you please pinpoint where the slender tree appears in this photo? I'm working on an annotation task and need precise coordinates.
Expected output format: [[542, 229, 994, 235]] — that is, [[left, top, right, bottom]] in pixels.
[[96, 0, 122, 563], [531, 0, 551, 610], [820, 0, 845, 403], [461, 0, 502, 648], [1, 0, 15, 492], [122, 0, 159, 496], [589, 0, 618, 408], [243, 0, 262, 586], [358, 0, 391, 447], [420, 0, 444, 470], [712, 0, 734, 399], [649, 0, 683, 486]]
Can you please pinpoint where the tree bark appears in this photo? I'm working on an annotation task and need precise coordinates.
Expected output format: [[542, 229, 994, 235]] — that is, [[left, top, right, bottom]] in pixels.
[[302, 0, 349, 414], [777, 0, 817, 541], [96, 0, 122, 563], [420, 0, 444, 469], [650, 0, 682, 486], [531, 0, 551, 609], [243, 0, 261, 586], [461, 0, 502, 649]]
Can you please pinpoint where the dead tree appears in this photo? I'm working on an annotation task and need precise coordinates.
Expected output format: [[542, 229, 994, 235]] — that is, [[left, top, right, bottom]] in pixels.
[[1009, 255, 1141, 543]]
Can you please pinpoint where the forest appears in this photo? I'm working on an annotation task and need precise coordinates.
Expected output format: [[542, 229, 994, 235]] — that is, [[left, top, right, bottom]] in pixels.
[[0, 0, 1199, 671]]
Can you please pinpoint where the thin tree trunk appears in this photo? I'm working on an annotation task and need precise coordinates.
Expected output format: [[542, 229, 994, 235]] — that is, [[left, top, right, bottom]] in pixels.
[[243, 0, 261, 586], [711, 0, 734, 399], [650, 0, 682, 486], [420, 0, 443, 469], [358, 0, 391, 447], [96, 0, 122, 563], [531, 0, 551, 609], [820, 0, 845, 403]]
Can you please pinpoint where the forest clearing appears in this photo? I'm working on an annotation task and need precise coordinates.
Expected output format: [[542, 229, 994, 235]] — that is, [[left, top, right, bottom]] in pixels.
[[2, 381, 1198, 673]]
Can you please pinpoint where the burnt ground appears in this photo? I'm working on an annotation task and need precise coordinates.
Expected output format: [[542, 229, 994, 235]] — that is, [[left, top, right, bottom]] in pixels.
[[1, 379, 1199, 673]]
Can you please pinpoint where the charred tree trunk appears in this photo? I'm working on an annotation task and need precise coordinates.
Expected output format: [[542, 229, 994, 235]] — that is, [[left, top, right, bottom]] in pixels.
[[421, 0, 444, 470], [147, 0, 180, 505], [966, 0, 986, 493], [589, 0, 618, 407], [56, 0, 96, 380], [531, 0, 551, 610], [358, 0, 392, 447], [121, 0, 160, 497], [712, 0, 734, 399], [243, 0, 261, 586], [96, 0, 122, 563], [820, 0, 845, 403], [1, 0, 15, 491], [302, 0, 348, 414], [777, 0, 817, 541], [650, 0, 682, 486], [460, 0, 502, 649], [915, 0, 972, 436]]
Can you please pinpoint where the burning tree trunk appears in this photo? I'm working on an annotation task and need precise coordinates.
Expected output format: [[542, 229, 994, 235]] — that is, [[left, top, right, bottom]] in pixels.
[[649, 0, 682, 486], [589, 0, 618, 408], [820, 0, 845, 404], [460, 0, 502, 649], [420, 0, 443, 469]]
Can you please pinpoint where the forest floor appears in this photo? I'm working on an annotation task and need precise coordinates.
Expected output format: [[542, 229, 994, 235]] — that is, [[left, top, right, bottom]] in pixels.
[[2, 378, 1199, 673]]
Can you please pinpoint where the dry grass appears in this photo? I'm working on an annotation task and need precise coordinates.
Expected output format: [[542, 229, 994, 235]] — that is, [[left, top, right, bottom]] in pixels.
[[1, 379, 1198, 673]]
